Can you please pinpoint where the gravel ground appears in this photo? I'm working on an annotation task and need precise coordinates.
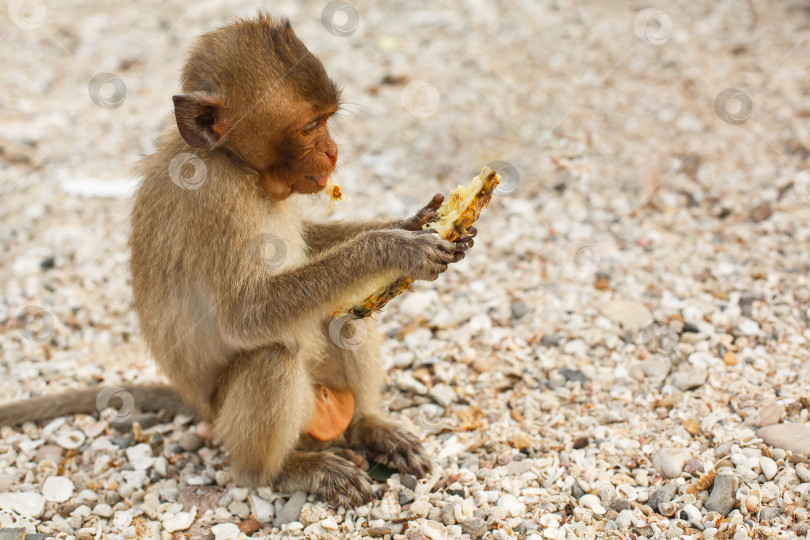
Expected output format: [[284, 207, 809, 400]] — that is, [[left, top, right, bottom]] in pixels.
[[2, 0, 810, 539]]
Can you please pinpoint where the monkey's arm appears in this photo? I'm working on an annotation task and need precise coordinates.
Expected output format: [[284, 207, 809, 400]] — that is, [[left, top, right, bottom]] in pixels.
[[224, 228, 465, 348], [302, 193, 445, 253], [302, 219, 398, 253], [0, 384, 197, 427]]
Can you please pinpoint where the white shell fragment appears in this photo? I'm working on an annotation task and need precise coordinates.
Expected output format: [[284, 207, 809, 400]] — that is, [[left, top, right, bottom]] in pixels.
[[55, 429, 86, 450], [579, 494, 606, 515], [0, 492, 47, 518], [162, 506, 196, 532], [125, 443, 156, 471], [211, 523, 240, 540], [42, 476, 74, 502]]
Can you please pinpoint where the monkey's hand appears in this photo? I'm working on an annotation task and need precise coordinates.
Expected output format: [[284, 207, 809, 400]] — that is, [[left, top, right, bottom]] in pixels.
[[399, 193, 444, 231], [394, 227, 475, 281]]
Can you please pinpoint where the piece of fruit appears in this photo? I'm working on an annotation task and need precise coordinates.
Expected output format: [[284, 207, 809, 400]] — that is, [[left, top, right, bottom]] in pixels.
[[333, 166, 500, 319], [324, 178, 343, 212]]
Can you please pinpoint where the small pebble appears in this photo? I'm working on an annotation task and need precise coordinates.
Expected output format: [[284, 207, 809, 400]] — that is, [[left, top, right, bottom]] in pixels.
[[759, 423, 810, 456], [238, 518, 260, 535], [652, 448, 692, 478], [760, 456, 778, 480], [42, 476, 74, 502], [276, 491, 307, 525], [178, 431, 204, 452], [704, 471, 737, 515], [648, 483, 678, 512], [757, 402, 786, 427], [211, 523, 240, 540], [162, 507, 196, 532], [411, 499, 432, 518], [401, 474, 418, 491], [461, 517, 487, 539]]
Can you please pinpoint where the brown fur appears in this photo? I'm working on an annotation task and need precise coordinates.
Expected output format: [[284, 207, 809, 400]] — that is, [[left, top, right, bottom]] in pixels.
[[0, 384, 194, 426]]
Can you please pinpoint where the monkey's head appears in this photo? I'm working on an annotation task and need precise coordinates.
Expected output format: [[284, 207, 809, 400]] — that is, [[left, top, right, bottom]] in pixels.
[[173, 14, 341, 200]]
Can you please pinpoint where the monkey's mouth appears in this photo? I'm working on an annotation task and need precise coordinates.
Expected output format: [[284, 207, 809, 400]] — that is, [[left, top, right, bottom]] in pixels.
[[306, 175, 330, 187]]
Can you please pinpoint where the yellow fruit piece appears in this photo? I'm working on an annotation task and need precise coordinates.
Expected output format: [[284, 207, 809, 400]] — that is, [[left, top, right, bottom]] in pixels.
[[333, 166, 500, 319], [324, 178, 344, 212]]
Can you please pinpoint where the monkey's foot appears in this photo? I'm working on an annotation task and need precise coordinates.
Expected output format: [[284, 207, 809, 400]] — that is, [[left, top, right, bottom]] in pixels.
[[354, 420, 431, 477], [274, 451, 375, 508]]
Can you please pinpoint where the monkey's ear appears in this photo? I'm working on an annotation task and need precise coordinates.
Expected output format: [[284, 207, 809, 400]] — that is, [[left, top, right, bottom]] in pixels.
[[172, 93, 227, 149]]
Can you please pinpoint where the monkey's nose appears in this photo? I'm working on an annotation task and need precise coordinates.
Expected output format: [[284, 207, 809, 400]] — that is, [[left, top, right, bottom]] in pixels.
[[325, 140, 338, 167]]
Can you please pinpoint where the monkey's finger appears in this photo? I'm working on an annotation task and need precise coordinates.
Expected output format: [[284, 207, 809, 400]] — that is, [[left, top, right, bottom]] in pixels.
[[426, 193, 444, 209], [453, 234, 474, 251], [465, 226, 478, 237]]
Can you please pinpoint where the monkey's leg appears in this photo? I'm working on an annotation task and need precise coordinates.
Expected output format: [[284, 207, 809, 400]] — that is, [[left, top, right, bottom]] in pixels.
[[212, 345, 375, 507], [327, 319, 431, 477]]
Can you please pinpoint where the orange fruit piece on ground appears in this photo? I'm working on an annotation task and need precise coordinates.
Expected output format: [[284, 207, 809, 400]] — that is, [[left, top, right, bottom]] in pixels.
[[307, 385, 355, 441]]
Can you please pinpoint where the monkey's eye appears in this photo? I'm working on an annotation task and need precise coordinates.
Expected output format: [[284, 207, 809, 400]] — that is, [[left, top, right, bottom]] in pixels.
[[302, 119, 320, 135]]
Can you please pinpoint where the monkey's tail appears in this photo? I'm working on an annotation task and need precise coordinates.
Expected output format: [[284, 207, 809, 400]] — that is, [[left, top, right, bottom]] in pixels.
[[0, 384, 198, 427]]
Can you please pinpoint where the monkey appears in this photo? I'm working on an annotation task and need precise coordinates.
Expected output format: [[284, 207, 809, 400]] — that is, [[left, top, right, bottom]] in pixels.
[[0, 14, 476, 507]]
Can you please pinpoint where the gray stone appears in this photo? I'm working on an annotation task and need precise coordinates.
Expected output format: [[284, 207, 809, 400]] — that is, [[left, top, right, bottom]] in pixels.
[[759, 506, 780, 523], [401, 474, 418, 491], [758, 423, 810, 456], [641, 356, 672, 381], [397, 489, 414, 506], [461, 517, 487, 539], [276, 491, 307, 525], [669, 367, 707, 391], [647, 482, 678, 512], [178, 431, 204, 452], [441, 502, 457, 525], [510, 301, 531, 320], [704, 471, 737, 516], [428, 384, 455, 408], [560, 367, 587, 384], [0, 529, 26, 540], [611, 497, 631, 512]]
